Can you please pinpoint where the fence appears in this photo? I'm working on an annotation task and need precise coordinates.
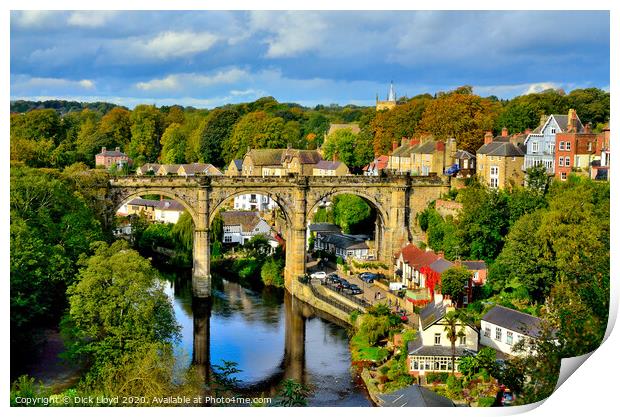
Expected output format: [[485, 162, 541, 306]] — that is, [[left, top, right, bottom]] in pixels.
[[320, 280, 373, 310], [297, 276, 363, 315]]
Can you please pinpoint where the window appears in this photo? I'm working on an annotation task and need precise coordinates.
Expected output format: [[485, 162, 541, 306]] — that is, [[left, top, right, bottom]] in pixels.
[[459, 335, 466, 345], [551, 128, 556, 134], [566, 141, 571, 151], [490, 165, 499, 188], [558, 157, 564, 167], [507, 331, 514, 345], [561, 172, 567, 180], [532, 142, 539, 152], [434, 334, 441, 345], [484, 327, 491, 338], [565, 157, 570, 166], [559, 141, 565, 151], [224, 235, 232, 243], [588, 142, 593, 152], [495, 328, 502, 341], [490, 178, 499, 188], [550, 143, 555, 153]]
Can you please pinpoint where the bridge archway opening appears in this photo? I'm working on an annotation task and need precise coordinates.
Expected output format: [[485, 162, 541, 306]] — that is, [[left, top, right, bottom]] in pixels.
[[305, 191, 387, 270]]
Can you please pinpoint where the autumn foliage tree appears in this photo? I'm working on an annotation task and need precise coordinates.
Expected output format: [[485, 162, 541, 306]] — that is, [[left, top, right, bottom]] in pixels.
[[417, 86, 500, 153]]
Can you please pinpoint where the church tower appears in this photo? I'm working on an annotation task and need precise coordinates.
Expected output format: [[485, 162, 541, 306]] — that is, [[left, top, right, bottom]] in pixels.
[[376, 81, 397, 111]]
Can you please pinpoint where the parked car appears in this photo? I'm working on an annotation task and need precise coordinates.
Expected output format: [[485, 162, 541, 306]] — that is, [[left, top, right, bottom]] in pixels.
[[310, 271, 327, 281], [348, 284, 363, 295], [339, 280, 352, 290], [359, 272, 377, 283], [501, 389, 514, 406], [326, 273, 340, 284]]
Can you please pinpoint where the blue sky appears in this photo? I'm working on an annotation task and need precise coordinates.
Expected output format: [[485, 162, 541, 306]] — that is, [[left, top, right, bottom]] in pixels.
[[10, 10, 610, 109]]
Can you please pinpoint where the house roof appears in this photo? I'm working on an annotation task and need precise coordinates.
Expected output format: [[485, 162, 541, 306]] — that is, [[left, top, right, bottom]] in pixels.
[[482, 305, 543, 338], [532, 113, 584, 134], [455, 150, 475, 159], [308, 223, 341, 233], [314, 160, 344, 170], [477, 141, 525, 157], [284, 149, 323, 164], [397, 244, 439, 270], [128, 198, 159, 208], [181, 163, 222, 175], [327, 123, 361, 136], [419, 302, 447, 330], [364, 155, 389, 171], [97, 149, 127, 157], [128, 198, 184, 212], [322, 233, 369, 250], [377, 384, 455, 407], [429, 258, 454, 274], [158, 164, 181, 174], [221, 211, 266, 233], [245, 149, 285, 166], [461, 260, 487, 271], [138, 163, 161, 173], [231, 159, 243, 170]]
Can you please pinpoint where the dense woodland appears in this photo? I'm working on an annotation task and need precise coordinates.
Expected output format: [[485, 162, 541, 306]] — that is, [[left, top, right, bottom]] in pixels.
[[10, 87, 610, 170]]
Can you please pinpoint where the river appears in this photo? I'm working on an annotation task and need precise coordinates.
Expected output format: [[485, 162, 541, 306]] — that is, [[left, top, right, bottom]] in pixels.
[[164, 271, 372, 407]]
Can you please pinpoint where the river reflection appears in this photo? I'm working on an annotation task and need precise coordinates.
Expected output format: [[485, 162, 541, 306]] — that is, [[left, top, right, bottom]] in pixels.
[[162, 272, 371, 406]]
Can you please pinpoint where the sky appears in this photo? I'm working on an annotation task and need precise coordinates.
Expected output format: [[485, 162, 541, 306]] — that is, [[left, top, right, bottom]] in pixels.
[[9, 10, 610, 109]]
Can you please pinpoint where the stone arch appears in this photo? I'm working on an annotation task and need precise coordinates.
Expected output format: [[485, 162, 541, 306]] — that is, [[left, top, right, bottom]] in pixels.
[[305, 188, 389, 227], [112, 187, 200, 226], [207, 188, 295, 228]]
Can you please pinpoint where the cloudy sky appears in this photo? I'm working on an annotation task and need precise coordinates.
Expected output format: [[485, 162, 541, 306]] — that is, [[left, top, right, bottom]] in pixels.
[[10, 10, 610, 108]]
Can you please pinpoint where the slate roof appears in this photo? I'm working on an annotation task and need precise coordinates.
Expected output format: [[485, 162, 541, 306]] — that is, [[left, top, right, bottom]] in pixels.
[[287, 149, 323, 164], [245, 149, 285, 166], [461, 260, 487, 270], [532, 114, 584, 134], [378, 384, 455, 407], [416, 141, 440, 154], [231, 159, 243, 170], [181, 163, 222, 175], [455, 150, 475, 159], [327, 123, 361, 136], [221, 211, 265, 233], [322, 233, 369, 250], [308, 223, 342, 233], [128, 198, 159, 208], [477, 141, 525, 157], [159, 164, 181, 174], [314, 160, 344, 170], [482, 305, 543, 338], [97, 149, 127, 157], [138, 163, 161, 173], [128, 198, 184, 211], [419, 302, 447, 330], [429, 258, 454, 274]]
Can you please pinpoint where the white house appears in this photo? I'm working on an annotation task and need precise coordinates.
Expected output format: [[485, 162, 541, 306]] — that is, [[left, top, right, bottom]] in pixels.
[[233, 194, 278, 212], [480, 305, 543, 356], [221, 211, 274, 245], [407, 300, 479, 376], [153, 200, 185, 224], [314, 233, 371, 260]]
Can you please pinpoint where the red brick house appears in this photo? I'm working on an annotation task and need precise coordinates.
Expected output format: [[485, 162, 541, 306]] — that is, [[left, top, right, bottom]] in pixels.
[[555, 123, 598, 181], [95, 147, 131, 169]]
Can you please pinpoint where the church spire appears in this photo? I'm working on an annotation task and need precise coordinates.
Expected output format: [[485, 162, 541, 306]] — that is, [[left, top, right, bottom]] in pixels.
[[388, 81, 396, 102]]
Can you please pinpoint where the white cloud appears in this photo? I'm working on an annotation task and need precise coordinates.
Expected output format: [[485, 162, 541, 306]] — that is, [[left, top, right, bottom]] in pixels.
[[474, 82, 568, 98], [67, 11, 117, 28], [136, 68, 248, 91], [12, 76, 96, 92], [12, 11, 57, 28], [131, 31, 219, 59], [249, 11, 327, 58]]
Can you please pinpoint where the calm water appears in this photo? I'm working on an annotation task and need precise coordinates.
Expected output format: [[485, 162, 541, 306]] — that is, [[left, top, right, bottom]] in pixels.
[[164, 273, 371, 406]]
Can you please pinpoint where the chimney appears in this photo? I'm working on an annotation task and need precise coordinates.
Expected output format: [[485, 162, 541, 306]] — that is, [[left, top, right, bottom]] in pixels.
[[392, 140, 398, 151], [115, 146, 120, 152], [436, 141, 445, 151], [567, 109, 577, 132], [437, 251, 444, 259], [332, 153, 337, 162], [584, 123, 592, 134], [401, 137, 408, 146], [484, 131, 493, 145], [501, 127, 509, 137], [525, 128, 531, 135], [410, 138, 420, 146], [101, 147, 106, 153]]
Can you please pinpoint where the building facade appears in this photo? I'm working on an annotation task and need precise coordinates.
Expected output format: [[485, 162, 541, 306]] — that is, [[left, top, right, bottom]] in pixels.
[[233, 193, 278, 211], [480, 305, 542, 357], [476, 131, 526, 189], [312, 160, 350, 176], [376, 82, 397, 111], [95, 147, 131, 169], [221, 211, 274, 245]]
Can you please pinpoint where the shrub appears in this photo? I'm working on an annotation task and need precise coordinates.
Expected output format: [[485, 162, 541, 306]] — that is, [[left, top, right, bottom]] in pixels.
[[426, 372, 449, 384], [478, 396, 496, 407]]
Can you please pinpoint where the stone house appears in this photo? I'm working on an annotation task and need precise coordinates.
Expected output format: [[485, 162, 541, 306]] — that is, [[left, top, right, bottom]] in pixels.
[[177, 163, 223, 176], [156, 164, 181, 176], [387, 136, 457, 176], [241, 149, 286, 176], [95, 147, 131, 169], [476, 130, 526, 189], [221, 211, 274, 246], [281, 149, 323, 175], [226, 159, 243, 176]]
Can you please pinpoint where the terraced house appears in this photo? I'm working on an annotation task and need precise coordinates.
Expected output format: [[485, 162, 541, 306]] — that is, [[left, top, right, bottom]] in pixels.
[[476, 129, 527, 189], [387, 135, 457, 176]]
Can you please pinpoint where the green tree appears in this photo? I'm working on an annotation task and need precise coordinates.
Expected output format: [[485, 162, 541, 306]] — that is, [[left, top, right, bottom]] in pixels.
[[261, 257, 284, 287], [64, 240, 180, 380], [525, 164, 552, 196], [565, 88, 610, 126], [273, 379, 310, 407], [96, 107, 132, 151], [128, 105, 164, 164], [193, 108, 240, 166], [160, 123, 187, 164], [322, 128, 357, 167], [223, 111, 288, 163], [440, 267, 471, 302], [332, 194, 372, 233], [370, 96, 430, 155], [443, 311, 466, 375]]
